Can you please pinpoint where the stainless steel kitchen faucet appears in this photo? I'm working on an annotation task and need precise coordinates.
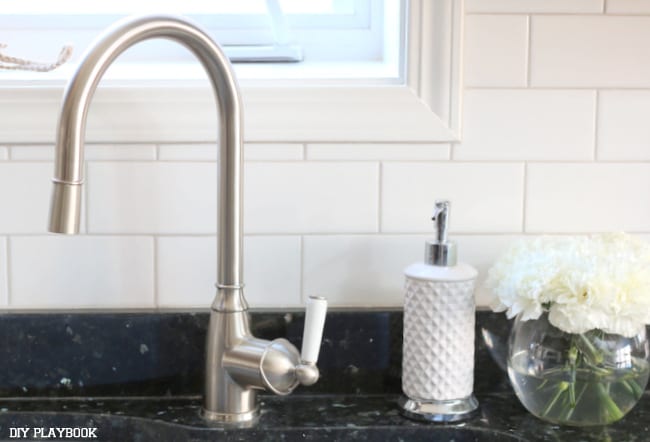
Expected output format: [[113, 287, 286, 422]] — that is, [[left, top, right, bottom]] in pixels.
[[48, 15, 327, 424]]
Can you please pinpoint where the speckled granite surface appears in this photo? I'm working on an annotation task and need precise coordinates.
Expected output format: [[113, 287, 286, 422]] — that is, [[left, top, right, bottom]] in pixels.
[[0, 311, 646, 441]]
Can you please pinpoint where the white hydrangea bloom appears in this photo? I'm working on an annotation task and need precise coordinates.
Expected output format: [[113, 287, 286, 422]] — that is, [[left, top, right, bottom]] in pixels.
[[486, 233, 650, 337]]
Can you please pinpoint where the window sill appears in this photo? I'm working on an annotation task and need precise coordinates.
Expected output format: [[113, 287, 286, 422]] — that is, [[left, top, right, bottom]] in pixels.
[[0, 0, 463, 144]]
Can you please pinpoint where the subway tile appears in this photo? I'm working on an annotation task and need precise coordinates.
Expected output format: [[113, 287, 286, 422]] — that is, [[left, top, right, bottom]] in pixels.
[[156, 236, 301, 308], [526, 163, 650, 232], [0, 163, 58, 234], [465, 0, 604, 13], [302, 235, 521, 308], [598, 90, 650, 160], [158, 144, 217, 161], [0, 237, 7, 306], [456, 90, 595, 160], [530, 16, 650, 87], [245, 162, 378, 233], [463, 15, 528, 87], [0, 147, 8, 160], [87, 162, 217, 234], [9, 236, 154, 308], [245, 144, 303, 160], [88, 162, 378, 234], [305, 144, 449, 161], [382, 163, 524, 233], [86, 144, 156, 161], [158, 143, 303, 161], [606, 0, 650, 13], [9, 145, 54, 161]]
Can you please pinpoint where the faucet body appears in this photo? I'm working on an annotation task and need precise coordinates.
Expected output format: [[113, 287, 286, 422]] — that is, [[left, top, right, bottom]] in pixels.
[[48, 15, 324, 423]]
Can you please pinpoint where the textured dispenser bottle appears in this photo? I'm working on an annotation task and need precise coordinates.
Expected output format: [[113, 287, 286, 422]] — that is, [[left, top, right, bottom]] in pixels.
[[399, 200, 479, 422]]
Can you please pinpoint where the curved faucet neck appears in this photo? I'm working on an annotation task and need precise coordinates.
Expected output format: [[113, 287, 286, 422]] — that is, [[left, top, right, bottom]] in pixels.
[[48, 15, 245, 310]]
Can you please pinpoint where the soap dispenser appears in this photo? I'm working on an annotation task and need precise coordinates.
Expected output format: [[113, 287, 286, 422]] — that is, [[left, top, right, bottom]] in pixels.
[[399, 200, 479, 422]]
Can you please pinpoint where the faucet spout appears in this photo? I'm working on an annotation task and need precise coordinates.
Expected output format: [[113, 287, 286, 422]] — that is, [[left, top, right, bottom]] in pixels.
[[48, 15, 327, 424], [48, 14, 244, 296]]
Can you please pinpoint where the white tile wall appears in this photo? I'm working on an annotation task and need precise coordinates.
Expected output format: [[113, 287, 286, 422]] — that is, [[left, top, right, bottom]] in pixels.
[[606, 0, 650, 13], [305, 144, 449, 161], [2, 2, 650, 309], [9, 236, 154, 308], [526, 163, 650, 233], [156, 235, 301, 308], [244, 162, 378, 233], [463, 15, 528, 87], [456, 90, 596, 160], [465, 0, 604, 13], [0, 163, 61, 234], [382, 162, 524, 233], [530, 16, 650, 87], [598, 91, 650, 160]]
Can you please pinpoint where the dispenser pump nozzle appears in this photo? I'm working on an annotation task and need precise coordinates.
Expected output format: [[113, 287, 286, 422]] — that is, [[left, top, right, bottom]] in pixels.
[[425, 200, 457, 266]]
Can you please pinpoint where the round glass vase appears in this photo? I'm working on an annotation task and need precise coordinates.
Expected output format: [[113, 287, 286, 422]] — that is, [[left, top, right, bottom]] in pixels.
[[507, 312, 650, 426]]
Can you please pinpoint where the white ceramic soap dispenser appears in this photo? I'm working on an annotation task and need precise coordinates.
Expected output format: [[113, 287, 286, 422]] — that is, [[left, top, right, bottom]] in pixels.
[[399, 200, 479, 422]]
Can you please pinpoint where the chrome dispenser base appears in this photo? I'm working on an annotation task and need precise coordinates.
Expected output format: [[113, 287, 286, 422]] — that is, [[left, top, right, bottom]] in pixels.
[[398, 395, 479, 423]]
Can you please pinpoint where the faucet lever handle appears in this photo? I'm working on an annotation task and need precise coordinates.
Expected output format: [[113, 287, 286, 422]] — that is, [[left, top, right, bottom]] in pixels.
[[301, 296, 328, 364]]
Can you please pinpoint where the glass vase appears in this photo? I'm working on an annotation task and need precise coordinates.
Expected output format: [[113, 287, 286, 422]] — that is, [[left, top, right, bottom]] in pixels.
[[507, 312, 650, 426]]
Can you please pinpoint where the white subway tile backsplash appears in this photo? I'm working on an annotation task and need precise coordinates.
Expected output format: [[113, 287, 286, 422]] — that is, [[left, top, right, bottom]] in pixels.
[[156, 236, 301, 308], [526, 163, 650, 232], [0, 147, 8, 160], [245, 144, 304, 161], [245, 162, 378, 233], [86, 144, 157, 161], [9, 236, 154, 308], [606, 0, 650, 13], [158, 144, 216, 161], [530, 16, 650, 87], [158, 143, 303, 161], [598, 90, 650, 160], [87, 162, 217, 234], [303, 235, 417, 307], [302, 234, 521, 308], [465, 0, 604, 13], [382, 163, 524, 233], [0, 163, 57, 234], [464, 15, 528, 87], [9, 145, 54, 161], [0, 237, 7, 306], [306, 144, 449, 161], [456, 90, 596, 161]]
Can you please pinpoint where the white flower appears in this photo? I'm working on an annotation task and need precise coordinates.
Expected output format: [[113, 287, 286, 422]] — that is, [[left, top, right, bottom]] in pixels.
[[486, 233, 650, 337]]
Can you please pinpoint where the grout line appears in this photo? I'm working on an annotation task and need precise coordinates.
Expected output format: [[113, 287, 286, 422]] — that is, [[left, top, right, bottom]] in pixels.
[[155, 144, 160, 161], [602, 0, 607, 13], [300, 143, 307, 160], [4, 237, 11, 306], [593, 90, 601, 161], [526, 15, 533, 88]]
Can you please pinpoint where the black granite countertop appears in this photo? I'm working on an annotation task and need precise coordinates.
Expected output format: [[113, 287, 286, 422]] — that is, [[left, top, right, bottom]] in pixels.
[[0, 311, 647, 441]]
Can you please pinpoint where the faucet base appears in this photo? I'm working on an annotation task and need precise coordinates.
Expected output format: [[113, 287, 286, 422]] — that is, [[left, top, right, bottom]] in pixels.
[[200, 407, 259, 424], [398, 395, 478, 423]]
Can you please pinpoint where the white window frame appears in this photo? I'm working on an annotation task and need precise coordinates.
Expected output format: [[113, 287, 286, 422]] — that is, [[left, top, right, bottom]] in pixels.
[[0, 0, 463, 144]]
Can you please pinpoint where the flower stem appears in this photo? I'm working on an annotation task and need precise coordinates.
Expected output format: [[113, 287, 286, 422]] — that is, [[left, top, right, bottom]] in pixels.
[[542, 381, 569, 417], [596, 383, 624, 422]]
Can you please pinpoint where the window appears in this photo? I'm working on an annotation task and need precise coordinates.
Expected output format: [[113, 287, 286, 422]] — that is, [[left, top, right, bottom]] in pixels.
[[0, 1, 463, 144], [0, 0, 404, 84]]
